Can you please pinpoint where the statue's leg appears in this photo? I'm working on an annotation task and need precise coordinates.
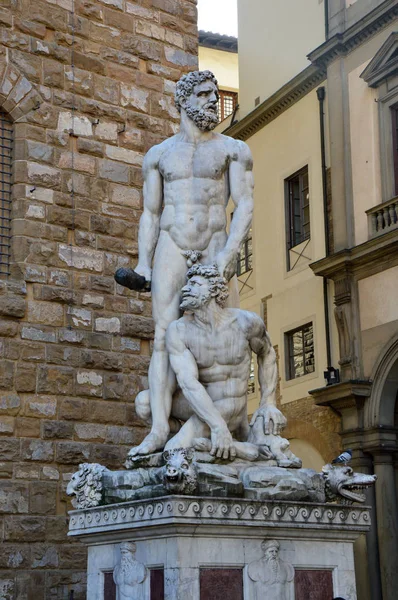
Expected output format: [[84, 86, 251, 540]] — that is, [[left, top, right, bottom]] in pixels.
[[129, 233, 187, 456], [164, 415, 209, 451]]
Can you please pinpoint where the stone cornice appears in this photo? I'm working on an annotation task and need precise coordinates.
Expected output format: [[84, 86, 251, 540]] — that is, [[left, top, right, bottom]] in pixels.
[[68, 495, 371, 541], [224, 65, 326, 141], [308, 0, 398, 68], [310, 380, 372, 410], [310, 229, 398, 280]]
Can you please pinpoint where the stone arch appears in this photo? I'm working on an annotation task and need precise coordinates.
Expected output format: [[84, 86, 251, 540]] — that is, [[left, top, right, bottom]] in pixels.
[[284, 418, 333, 463], [0, 57, 44, 123], [365, 331, 398, 428]]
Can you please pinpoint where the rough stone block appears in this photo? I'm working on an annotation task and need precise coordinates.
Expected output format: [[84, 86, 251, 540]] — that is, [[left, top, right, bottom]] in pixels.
[[0, 417, 15, 435], [59, 244, 104, 272], [0, 544, 30, 569], [57, 111, 93, 137], [4, 516, 45, 541], [29, 482, 57, 516], [14, 465, 40, 480], [74, 422, 107, 441], [120, 83, 149, 112], [0, 439, 20, 462], [56, 441, 91, 464], [0, 295, 26, 318], [121, 315, 154, 339], [0, 482, 29, 514], [26, 162, 61, 189], [37, 366, 74, 395], [58, 398, 87, 421], [0, 394, 20, 415], [15, 417, 40, 438], [0, 361, 14, 389], [67, 306, 92, 328], [42, 420, 74, 440], [21, 440, 54, 462], [95, 316, 120, 333], [15, 363, 36, 393], [21, 326, 57, 344], [15, 571, 46, 600], [98, 158, 129, 183]]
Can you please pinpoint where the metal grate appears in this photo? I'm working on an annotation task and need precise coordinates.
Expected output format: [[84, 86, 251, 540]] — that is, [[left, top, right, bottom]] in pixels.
[[0, 110, 13, 277]]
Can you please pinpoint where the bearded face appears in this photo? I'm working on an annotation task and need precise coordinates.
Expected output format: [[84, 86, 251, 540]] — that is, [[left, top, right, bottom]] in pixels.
[[180, 276, 212, 311], [184, 101, 219, 131], [182, 80, 219, 132]]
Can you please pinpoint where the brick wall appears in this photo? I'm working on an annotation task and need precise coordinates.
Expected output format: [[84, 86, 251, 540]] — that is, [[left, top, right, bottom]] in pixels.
[[0, 0, 198, 597]]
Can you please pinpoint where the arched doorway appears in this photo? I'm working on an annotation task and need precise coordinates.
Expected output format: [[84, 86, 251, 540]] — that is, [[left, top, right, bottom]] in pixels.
[[288, 439, 325, 471], [365, 335, 398, 600]]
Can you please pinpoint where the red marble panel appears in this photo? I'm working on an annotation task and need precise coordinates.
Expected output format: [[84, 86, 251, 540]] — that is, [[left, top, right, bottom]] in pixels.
[[200, 568, 243, 600], [151, 568, 165, 600], [295, 569, 334, 600], [103, 571, 116, 600]]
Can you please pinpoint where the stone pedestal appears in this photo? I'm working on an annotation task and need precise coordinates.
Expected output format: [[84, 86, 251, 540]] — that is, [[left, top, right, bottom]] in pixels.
[[68, 496, 371, 600]]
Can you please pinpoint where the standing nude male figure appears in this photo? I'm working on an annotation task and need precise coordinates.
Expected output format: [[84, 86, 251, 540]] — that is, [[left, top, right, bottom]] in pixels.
[[120, 71, 255, 456]]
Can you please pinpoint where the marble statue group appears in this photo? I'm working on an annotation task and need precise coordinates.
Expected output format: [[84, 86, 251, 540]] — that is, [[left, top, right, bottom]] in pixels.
[[67, 69, 377, 600], [69, 68, 376, 508]]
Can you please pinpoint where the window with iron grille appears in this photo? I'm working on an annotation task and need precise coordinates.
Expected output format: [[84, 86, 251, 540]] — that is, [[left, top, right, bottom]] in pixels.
[[0, 110, 13, 277], [285, 167, 310, 251], [237, 233, 252, 276], [217, 90, 238, 123], [285, 323, 315, 380], [247, 355, 255, 395]]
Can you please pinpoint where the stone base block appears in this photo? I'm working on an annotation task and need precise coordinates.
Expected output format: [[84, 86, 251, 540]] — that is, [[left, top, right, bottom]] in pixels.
[[68, 496, 371, 600]]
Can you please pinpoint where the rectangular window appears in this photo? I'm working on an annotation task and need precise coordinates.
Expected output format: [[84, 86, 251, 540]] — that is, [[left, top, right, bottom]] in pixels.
[[248, 355, 255, 395], [392, 106, 398, 196], [218, 90, 238, 123], [285, 167, 310, 250], [286, 323, 314, 380], [237, 231, 252, 276], [0, 110, 13, 278]]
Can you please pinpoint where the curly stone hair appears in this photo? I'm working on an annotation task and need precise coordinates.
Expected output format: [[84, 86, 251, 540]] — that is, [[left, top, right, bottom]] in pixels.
[[186, 263, 229, 307], [174, 70, 218, 112]]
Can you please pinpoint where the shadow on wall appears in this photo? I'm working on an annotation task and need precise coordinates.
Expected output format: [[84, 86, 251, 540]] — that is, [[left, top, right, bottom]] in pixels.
[[288, 439, 326, 471]]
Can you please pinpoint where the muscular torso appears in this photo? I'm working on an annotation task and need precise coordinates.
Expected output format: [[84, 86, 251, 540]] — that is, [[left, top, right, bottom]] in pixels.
[[181, 310, 251, 402], [157, 134, 237, 253]]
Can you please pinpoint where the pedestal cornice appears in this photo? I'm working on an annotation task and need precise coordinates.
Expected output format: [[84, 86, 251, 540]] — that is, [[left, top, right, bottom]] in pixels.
[[68, 496, 371, 544]]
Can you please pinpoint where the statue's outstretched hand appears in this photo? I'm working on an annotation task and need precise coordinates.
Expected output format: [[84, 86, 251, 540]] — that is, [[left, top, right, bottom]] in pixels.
[[250, 404, 287, 436], [215, 251, 236, 282], [134, 264, 152, 284]]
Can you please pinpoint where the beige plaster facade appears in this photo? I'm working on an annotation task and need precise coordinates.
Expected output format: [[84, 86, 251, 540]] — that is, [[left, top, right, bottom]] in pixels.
[[199, 45, 238, 92], [237, 0, 325, 118], [228, 1, 398, 598]]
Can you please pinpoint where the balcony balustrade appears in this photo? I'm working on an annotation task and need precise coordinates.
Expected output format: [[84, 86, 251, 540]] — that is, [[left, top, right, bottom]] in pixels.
[[366, 197, 398, 238]]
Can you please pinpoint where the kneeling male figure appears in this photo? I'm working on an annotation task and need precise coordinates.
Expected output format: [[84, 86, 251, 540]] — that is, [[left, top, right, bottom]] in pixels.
[[135, 264, 286, 459]]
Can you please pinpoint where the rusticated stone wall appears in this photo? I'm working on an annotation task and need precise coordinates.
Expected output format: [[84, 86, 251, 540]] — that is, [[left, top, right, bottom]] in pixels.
[[0, 0, 198, 597]]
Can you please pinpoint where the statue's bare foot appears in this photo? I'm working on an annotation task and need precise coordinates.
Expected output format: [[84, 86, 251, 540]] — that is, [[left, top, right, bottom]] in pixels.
[[128, 432, 168, 457]]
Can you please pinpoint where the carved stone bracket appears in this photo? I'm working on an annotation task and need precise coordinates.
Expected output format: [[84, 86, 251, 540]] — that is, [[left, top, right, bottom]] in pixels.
[[309, 380, 372, 442]]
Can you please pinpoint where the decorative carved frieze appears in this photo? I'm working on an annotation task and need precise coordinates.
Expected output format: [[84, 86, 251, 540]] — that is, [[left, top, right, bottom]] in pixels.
[[69, 496, 371, 537]]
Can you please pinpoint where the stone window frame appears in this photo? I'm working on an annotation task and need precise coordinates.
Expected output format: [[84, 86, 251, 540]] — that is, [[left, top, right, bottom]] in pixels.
[[0, 59, 44, 284], [361, 32, 398, 203]]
